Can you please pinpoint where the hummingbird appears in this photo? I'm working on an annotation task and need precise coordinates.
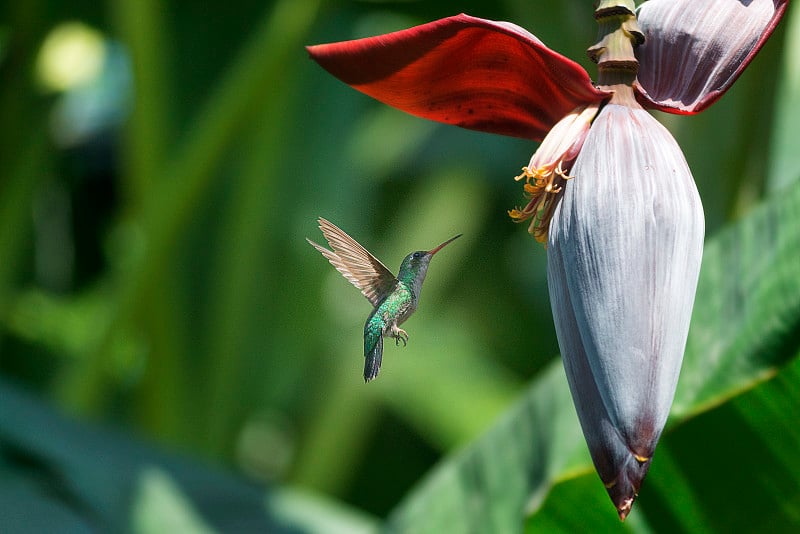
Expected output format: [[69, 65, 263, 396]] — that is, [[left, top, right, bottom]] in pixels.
[[307, 217, 462, 382]]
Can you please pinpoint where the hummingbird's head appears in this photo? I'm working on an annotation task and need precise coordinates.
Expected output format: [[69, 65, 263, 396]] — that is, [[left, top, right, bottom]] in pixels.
[[397, 234, 462, 292], [400, 250, 433, 274]]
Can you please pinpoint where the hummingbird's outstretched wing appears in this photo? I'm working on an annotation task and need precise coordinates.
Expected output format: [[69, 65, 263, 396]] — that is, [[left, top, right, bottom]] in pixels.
[[307, 218, 397, 307]]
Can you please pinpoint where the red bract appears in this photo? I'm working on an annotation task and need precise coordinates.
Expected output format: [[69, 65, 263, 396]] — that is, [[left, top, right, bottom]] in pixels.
[[307, 14, 610, 140], [308, 2, 786, 135]]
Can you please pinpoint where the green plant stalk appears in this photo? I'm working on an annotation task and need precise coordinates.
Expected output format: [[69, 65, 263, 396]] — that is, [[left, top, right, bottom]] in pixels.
[[112, 0, 172, 206], [0, 1, 48, 320], [110, 0, 194, 448], [200, 72, 295, 457], [769, 2, 800, 192], [290, 360, 384, 495], [57, 0, 325, 412], [0, 133, 49, 323]]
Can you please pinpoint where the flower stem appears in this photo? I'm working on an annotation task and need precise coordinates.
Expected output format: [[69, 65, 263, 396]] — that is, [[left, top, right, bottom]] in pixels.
[[590, 0, 643, 91]]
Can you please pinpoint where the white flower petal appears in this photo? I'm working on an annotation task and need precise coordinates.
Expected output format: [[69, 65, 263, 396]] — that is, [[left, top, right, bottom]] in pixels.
[[635, 0, 787, 113], [548, 103, 704, 515]]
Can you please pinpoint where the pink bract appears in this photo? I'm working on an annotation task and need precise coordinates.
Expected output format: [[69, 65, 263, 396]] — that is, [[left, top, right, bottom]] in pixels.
[[634, 0, 789, 113]]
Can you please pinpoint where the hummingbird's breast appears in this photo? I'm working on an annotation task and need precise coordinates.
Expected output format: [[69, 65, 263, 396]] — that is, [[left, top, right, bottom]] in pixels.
[[375, 282, 416, 333]]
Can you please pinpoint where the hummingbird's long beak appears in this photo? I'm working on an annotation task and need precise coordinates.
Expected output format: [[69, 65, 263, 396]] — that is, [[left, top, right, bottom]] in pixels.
[[428, 233, 462, 255]]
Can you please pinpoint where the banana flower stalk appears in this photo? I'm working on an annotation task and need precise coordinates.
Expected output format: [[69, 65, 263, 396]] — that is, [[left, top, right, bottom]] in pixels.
[[307, 0, 788, 520]]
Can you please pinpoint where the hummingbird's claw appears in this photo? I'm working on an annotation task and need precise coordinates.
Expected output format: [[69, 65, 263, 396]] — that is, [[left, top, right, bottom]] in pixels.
[[391, 325, 409, 347]]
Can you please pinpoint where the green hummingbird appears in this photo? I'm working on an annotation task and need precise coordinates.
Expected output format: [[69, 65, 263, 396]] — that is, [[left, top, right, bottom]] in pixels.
[[307, 217, 462, 382]]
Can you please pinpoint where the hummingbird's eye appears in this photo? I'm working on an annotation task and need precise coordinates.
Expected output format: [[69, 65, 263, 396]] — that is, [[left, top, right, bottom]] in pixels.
[[412, 252, 422, 259]]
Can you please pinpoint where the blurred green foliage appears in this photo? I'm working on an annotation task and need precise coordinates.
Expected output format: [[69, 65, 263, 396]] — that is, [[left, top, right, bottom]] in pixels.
[[1, 0, 798, 532]]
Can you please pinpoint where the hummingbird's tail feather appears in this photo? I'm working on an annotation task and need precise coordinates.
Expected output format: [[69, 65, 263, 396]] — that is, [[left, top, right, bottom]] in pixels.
[[364, 335, 383, 382]]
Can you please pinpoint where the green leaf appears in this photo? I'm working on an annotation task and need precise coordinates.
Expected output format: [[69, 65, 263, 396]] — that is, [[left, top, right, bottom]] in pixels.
[[132, 468, 216, 534], [385, 174, 800, 532], [385, 360, 583, 534], [635, 356, 800, 532], [0, 377, 378, 533], [265, 488, 379, 534]]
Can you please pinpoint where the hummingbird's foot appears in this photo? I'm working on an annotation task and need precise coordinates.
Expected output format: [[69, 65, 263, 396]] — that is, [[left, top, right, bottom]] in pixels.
[[391, 325, 409, 347]]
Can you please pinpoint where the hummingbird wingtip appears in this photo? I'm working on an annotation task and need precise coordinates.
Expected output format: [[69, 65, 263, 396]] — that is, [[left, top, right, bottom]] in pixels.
[[306, 237, 326, 253]]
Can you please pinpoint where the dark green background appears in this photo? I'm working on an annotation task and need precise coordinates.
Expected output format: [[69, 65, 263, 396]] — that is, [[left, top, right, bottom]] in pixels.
[[1, 1, 798, 532]]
